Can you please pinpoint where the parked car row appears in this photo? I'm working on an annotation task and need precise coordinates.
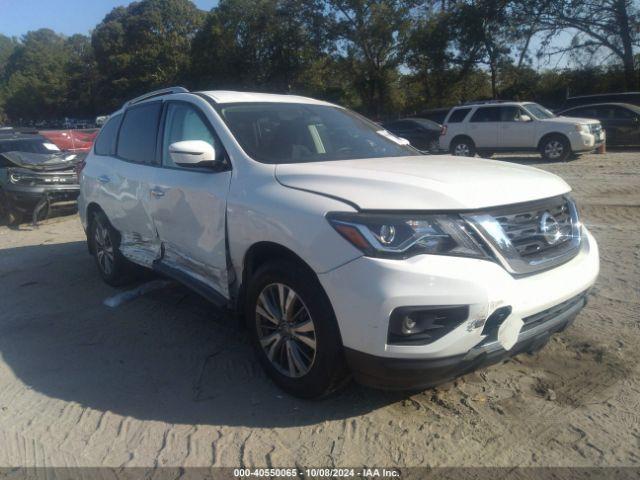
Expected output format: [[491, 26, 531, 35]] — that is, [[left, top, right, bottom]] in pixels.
[[78, 87, 599, 397], [439, 101, 605, 161], [382, 93, 640, 158]]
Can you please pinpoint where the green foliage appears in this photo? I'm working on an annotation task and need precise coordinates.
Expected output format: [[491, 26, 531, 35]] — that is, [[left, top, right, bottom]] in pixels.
[[190, 0, 334, 94], [2, 29, 72, 122], [92, 0, 205, 110]]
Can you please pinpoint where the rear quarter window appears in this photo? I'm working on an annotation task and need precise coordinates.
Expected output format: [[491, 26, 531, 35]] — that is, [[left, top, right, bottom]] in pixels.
[[116, 102, 162, 163], [447, 108, 471, 123], [94, 114, 122, 156]]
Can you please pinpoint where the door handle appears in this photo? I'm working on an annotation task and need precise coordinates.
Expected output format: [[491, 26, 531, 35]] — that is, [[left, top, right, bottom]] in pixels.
[[150, 187, 165, 198], [98, 175, 110, 184]]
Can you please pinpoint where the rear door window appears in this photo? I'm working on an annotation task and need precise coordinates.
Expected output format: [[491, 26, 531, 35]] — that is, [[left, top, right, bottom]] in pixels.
[[94, 114, 122, 156], [470, 107, 500, 122], [116, 102, 162, 163], [448, 108, 471, 123]]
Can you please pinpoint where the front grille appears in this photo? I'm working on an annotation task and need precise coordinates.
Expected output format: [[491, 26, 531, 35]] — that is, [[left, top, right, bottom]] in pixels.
[[522, 291, 588, 332], [495, 198, 573, 258], [463, 195, 582, 275], [589, 124, 602, 135]]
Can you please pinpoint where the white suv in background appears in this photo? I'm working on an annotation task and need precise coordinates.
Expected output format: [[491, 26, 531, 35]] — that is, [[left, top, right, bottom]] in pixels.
[[439, 101, 605, 161], [79, 88, 599, 397]]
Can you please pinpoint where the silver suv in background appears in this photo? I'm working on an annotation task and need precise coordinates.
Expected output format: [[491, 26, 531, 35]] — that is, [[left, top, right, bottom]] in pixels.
[[439, 101, 605, 161]]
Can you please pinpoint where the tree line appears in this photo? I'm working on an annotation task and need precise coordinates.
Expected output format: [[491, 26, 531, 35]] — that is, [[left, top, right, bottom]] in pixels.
[[0, 0, 637, 124]]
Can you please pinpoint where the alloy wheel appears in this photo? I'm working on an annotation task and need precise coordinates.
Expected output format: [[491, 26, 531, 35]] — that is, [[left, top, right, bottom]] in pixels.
[[94, 222, 114, 276], [544, 140, 564, 159], [255, 283, 317, 378], [454, 143, 471, 156]]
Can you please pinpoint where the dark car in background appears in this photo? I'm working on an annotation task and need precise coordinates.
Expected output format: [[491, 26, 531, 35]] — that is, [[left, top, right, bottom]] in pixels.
[[381, 117, 442, 152], [558, 103, 640, 147], [416, 107, 450, 125], [560, 92, 640, 110], [0, 131, 81, 225]]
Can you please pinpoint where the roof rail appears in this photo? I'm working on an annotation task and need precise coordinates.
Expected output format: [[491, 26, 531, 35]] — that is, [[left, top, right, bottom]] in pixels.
[[125, 86, 189, 107]]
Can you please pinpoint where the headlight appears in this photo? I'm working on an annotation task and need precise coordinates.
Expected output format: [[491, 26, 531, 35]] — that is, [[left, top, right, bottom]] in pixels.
[[575, 124, 591, 134], [326, 212, 490, 259]]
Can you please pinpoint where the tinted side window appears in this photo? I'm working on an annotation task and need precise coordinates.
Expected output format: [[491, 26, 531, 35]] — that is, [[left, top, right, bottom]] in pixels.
[[94, 114, 122, 156], [448, 108, 471, 123], [117, 102, 162, 163], [612, 107, 635, 119], [499, 107, 520, 122], [470, 107, 500, 122]]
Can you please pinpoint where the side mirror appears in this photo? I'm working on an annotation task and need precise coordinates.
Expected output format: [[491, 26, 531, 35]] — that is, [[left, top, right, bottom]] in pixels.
[[520, 114, 532, 122], [169, 140, 217, 167]]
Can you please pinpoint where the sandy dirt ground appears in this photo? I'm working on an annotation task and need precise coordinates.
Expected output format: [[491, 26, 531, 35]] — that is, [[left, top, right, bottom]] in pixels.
[[0, 151, 638, 468]]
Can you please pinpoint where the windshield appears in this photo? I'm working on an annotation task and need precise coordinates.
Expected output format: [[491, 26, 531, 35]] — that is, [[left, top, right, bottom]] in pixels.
[[216, 103, 419, 164], [0, 139, 61, 154], [524, 103, 556, 119]]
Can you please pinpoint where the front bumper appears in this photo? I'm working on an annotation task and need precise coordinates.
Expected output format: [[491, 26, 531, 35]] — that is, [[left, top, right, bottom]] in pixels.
[[345, 290, 588, 389], [569, 130, 605, 152], [2, 184, 80, 212], [318, 228, 599, 388]]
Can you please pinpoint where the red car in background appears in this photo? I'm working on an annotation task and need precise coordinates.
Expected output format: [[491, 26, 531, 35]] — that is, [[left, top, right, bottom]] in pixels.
[[39, 129, 99, 153]]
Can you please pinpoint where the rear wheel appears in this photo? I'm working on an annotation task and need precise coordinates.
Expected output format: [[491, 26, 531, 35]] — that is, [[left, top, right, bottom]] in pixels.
[[540, 135, 570, 162], [246, 260, 349, 398], [90, 211, 133, 286], [451, 138, 476, 157]]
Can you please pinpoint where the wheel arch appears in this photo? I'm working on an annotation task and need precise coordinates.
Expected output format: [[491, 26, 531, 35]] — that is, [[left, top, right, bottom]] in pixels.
[[450, 134, 475, 149], [537, 132, 570, 152], [234, 241, 330, 321]]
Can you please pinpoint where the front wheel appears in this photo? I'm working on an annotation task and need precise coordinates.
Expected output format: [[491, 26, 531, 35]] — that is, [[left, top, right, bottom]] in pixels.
[[540, 135, 571, 162], [450, 138, 476, 157], [245, 260, 349, 398]]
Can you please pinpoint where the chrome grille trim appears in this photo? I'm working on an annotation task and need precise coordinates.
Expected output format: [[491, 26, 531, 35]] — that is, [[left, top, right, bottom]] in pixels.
[[589, 124, 602, 135], [462, 195, 582, 275]]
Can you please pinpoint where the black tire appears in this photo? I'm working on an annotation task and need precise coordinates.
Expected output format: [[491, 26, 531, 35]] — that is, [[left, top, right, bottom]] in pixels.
[[0, 190, 22, 226], [450, 137, 476, 157], [245, 260, 350, 398], [540, 135, 571, 162], [7, 209, 23, 227], [89, 211, 133, 286], [478, 151, 494, 159]]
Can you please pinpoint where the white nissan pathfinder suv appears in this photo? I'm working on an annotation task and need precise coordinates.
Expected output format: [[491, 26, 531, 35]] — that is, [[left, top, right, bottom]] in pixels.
[[439, 101, 605, 161], [79, 88, 600, 398]]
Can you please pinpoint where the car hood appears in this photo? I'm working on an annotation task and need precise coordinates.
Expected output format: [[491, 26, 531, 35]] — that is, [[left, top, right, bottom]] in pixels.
[[0, 151, 83, 171], [546, 116, 600, 124], [275, 155, 571, 210]]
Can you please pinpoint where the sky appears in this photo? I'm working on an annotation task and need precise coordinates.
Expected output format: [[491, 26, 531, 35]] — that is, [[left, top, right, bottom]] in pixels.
[[0, 0, 218, 38]]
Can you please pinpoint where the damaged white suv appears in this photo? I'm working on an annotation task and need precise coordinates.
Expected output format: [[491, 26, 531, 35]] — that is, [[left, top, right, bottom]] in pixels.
[[79, 88, 599, 398]]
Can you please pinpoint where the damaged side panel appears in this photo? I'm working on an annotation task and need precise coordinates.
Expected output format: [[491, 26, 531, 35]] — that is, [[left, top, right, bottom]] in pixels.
[[144, 167, 233, 300]]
